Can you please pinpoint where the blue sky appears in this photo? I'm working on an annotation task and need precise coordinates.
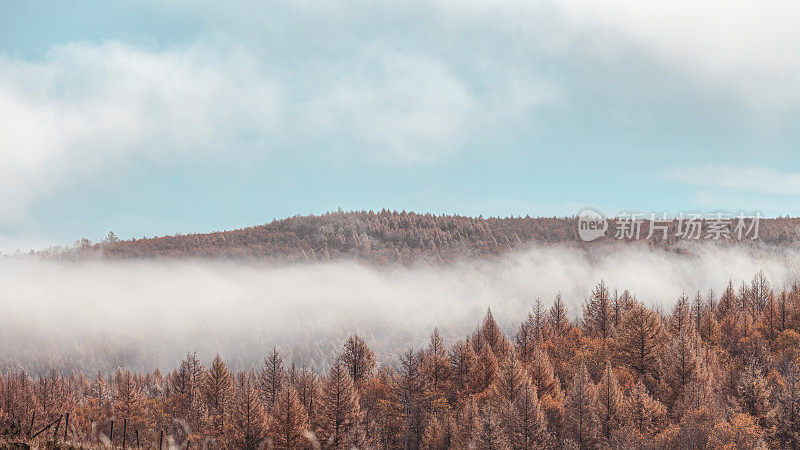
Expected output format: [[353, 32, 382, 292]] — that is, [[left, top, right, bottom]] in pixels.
[[2, 0, 800, 251]]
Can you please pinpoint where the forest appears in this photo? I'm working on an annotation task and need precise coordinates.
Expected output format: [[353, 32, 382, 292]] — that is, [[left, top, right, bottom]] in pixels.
[[41, 210, 800, 265], [2, 273, 799, 449]]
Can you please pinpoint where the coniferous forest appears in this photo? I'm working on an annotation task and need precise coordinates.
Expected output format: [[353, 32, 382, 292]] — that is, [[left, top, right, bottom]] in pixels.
[[2, 273, 800, 449], [42, 210, 800, 265], [5, 0, 800, 447]]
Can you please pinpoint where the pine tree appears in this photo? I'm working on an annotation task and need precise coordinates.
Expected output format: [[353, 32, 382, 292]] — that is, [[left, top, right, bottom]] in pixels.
[[268, 385, 309, 449], [231, 373, 266, 450]]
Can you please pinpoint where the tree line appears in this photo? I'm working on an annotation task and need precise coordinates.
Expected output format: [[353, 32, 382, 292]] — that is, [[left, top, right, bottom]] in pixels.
[[37, 210, 800, 264], [2, 272, 800, 448]]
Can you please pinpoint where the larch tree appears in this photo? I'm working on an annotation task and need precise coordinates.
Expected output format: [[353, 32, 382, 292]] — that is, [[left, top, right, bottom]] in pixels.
[[669, 293, 693, 336], [294, 368, 319, 425], [491, 358, 527, 406], [398, 348, 425, 449], [614, 302, 666, 390], [626, 380, 667, 438], [480, 308, 511, 358], [477, 405, 510, 450], [170, 352, 204, 434], [613, 290, 633, 329], [449, 340, 477, 402], [583, 279, 613, 340], [750, 271, 770, 314], [515, 318, 536, 367], [268, 384, 309, 449], [474, 344, 499, 395], [317, 362, 361, 449], [564, 363, 600, 449], [257, 347, 284, 412], [736, 361, 772, 428], [549, 292, 570, 335], [596, 362, 625, 440], [112, 369, 147, 438], [528, 346, 558, 401], [662, 332, 700, 417], [202, 354, 233, 439], [231, 373, 267, 450], [340, 334, 376, 388], [422, 328, 451, 399], [505, 380, 548, 448], [775, 362, 800, 448]]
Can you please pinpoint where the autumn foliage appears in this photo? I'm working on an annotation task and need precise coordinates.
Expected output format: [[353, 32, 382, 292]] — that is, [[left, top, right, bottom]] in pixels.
[[50, 210, 800, 265], [2, 274, 800, 449]]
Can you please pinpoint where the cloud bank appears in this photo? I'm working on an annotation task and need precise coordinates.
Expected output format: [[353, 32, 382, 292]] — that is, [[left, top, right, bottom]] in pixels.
[[2, 243, 797, 375]]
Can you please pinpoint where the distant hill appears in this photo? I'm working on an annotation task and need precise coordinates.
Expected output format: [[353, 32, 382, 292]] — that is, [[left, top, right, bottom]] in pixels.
[[58, 210, 800, 264]]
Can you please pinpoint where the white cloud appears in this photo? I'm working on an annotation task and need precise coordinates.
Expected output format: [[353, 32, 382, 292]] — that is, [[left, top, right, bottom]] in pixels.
[[0, 41, 281, 223], [667, 165, 800, 196], [439, 0, 800, 109], [0, 36, 557, 225], [304, 50, 474, 163]]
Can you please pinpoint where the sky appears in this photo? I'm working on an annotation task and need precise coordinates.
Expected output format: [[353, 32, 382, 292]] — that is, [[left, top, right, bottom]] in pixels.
[[2, 0, 800, 251]]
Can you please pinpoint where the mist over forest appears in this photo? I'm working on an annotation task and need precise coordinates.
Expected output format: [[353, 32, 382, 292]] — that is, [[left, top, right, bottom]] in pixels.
[[3, 239, 796, 375]]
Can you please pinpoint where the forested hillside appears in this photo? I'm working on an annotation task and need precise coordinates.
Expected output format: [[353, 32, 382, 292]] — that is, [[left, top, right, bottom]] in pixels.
[[59, 210, 800, 264], [2, 276, 799, 448]]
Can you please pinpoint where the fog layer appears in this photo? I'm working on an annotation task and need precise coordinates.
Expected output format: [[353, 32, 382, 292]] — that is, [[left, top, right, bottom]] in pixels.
[[1, 243, 797, 374]]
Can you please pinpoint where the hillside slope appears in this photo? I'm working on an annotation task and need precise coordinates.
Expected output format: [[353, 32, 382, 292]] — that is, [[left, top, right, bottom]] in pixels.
[[63, 210, 800, 264]]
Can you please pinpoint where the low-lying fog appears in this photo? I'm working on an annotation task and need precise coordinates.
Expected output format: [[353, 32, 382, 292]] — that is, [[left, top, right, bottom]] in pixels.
[[2, 243, 798, 375]]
